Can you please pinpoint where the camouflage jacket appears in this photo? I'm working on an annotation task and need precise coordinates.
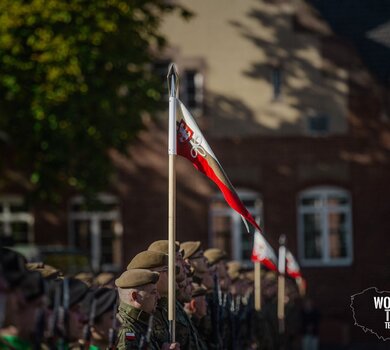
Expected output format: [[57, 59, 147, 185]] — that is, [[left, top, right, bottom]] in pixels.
[[189, 315, 208, 350], [116, 302, 160, 350], [153, 297, 170, 346], [199, 293, 220, 350], [176, 301, 203, 350]]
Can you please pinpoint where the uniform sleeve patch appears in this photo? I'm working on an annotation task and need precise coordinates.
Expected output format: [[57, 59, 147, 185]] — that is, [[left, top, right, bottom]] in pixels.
[[125, 332, 136, 340]]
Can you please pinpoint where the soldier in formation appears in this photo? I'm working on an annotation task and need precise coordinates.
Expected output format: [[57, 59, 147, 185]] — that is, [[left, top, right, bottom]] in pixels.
[[0, 241, 306, 350]]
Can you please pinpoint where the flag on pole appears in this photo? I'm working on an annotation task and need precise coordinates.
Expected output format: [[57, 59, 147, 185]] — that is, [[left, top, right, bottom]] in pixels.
[[251, 231, 277, 271], [176, 99, 261, 232], [286, 250, 302, 279]]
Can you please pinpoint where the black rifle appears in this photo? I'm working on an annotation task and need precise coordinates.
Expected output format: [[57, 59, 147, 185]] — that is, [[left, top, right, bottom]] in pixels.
[[107, 298, 118, 350], [83, 292, 96, 350], [34, 307, 46, 350], [47, 282, 61, 350], [58, 278, 70, 350], [229, 294, 237, 350], [0, 292, 6, 329], [213, 274, 223, 350], [248, 293, 257, 349], [138, 314, 154, 350]]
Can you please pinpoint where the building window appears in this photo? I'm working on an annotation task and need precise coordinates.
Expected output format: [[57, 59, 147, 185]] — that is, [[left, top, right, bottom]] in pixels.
[[0, 195, 34, 246], [210, 190, 262, 263], [69, 194, 122, 272], [307, 113, 329, 135], [271, 66, 282, 101], [297, 187, 353, 266], [182, 69, 204, 114]]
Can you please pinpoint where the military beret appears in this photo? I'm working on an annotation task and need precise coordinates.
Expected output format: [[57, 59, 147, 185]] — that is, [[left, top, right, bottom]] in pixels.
[[263, 271, 277, 282], [26, 262, 62, 280], [180, 241, 202, 260], [94, 288, 117, 319], [148, 240, 180, 254], [115, 269, 159, 289], [0, 247, 27, 287], [244, 271, 255, 282], [204, 248, 227, 266], [127, 251, 168, 270], [191, 258, 209, 274], [94, 272, 116, 287], [74, 272, 94, 286], [227, 261, 242, 281], [47, 278, 89, 309], [68, 278, 89, 306], [192, 283, 208, 298], [19, 271, 45, 301], [83, 288, 117, 322], [239, 264, 253, 273]]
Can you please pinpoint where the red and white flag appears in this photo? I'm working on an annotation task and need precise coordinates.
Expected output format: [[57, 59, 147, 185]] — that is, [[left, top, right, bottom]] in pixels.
[[251, 231, 277, 271], [176, 99, 261, 233], [286, 250, 302, 279]]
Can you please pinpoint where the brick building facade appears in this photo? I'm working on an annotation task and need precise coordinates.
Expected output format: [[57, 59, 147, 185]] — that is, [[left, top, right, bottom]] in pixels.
[[1, 0, 389, 347]]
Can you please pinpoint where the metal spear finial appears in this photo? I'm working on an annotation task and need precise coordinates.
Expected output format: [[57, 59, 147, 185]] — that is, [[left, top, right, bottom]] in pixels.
[[167, 63, 179, 97]]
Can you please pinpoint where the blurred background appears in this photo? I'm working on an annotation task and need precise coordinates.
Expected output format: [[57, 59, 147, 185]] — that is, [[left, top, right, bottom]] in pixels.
[[0, 0, 389, 348]]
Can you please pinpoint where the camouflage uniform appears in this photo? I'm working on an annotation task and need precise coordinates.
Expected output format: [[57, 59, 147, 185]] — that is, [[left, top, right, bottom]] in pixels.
[[153, 296, 170, 346], [263, 299, 278, 350], [220, 293, 232, 350], [176, 301, 203, 350], [199, 293, 220, 350], [189, 315, 208, 350], [285, 300, 302, 350], [254, 310, 275, 350], [116, 302, 160, 350]]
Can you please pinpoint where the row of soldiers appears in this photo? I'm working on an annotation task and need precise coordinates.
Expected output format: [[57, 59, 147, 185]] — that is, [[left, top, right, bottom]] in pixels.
[[0, 240, 305, 350]]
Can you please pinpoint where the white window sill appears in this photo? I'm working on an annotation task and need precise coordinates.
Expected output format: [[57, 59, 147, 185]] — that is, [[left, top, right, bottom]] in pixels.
[[300, 258, 353, 267]]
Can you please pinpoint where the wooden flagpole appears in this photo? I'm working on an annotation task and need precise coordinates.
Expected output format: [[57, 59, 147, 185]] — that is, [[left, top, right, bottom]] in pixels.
[[167, 63, 178, 343], [277, 234, 286, 340], [254, 261, 262, 311]]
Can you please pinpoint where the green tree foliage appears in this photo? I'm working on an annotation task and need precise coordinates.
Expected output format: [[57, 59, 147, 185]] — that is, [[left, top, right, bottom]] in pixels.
[[0, 0, 191, 202]]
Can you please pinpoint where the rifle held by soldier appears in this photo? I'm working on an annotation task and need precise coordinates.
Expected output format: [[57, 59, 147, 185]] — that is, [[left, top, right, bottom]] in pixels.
[[107, 298, 118, 350], [138, 314, 153, 350]]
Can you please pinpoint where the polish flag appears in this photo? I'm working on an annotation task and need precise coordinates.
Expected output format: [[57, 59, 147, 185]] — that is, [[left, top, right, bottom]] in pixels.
[[176, 99, 261, 233], [286, 250, 302, 279], [251, 231, 277, 271], [125, 332, 136, 340]]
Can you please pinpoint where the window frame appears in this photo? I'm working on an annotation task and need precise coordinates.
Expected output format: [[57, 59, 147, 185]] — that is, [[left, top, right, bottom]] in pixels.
[[0, 195, 34, 244], [68, 193, 122, 272], [271, 65, 282, 101], [307, 113, 330, 136], [182, 69, 204, 115], [209, 189, 263, 263], [297, 186, 353, 267]]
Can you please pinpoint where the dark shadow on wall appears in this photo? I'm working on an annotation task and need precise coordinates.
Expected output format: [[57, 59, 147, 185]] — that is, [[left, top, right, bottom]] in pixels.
[[223, 0, 349, 131]]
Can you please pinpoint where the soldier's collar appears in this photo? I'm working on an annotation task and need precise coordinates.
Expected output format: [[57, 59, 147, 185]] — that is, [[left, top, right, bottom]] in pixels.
[[119, 302, 152, 325], [129, 307, 151, 325]]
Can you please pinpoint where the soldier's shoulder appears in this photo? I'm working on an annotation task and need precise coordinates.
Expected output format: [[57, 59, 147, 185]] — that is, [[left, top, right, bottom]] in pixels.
[[117, 327, 139, 350]]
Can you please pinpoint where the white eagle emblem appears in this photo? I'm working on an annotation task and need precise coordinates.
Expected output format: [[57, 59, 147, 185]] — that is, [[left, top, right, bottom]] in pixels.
[[177, 120, 193, 144]]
